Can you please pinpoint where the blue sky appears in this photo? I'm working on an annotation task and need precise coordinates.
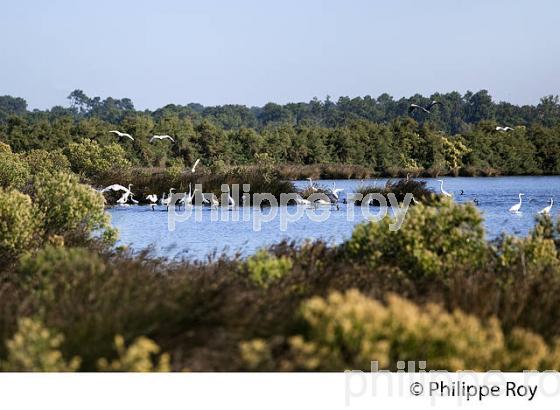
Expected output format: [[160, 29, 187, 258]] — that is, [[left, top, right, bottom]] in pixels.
[[1, 0, 559, 109]]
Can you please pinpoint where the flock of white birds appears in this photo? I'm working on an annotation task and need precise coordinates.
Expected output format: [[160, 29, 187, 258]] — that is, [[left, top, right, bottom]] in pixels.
[[102, 129, 554, 215], [436, 179, 554, 215]]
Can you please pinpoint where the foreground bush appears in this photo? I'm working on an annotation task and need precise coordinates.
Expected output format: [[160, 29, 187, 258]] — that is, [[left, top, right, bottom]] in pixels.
[[241, 290, 560, 371], [1, 318, 81, 372]]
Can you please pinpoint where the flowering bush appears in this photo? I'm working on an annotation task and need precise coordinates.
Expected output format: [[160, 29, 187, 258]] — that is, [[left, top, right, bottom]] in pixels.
[[1, 318, 80, 371], [97, 335, 170, 372]]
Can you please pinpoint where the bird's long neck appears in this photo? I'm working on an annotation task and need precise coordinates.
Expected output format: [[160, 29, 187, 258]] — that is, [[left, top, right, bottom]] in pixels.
[[518, 194, 523, 204]]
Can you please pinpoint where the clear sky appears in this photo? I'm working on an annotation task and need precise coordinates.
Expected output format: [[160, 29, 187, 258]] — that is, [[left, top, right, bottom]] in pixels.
[[1, 0, 559, 110]]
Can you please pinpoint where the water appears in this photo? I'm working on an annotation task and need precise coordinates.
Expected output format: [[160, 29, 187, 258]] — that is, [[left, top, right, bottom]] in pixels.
[[108, 176, 559, 260]]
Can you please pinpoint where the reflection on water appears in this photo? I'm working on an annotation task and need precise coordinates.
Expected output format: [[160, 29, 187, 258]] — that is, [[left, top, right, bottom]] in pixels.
[[108, 176, 560, 260]]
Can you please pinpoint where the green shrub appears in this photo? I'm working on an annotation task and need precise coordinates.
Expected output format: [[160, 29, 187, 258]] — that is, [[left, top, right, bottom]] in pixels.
[[33, 171, 114, 243], [345, 199, 486, 280], [64, 140, 130, 178], [247, 250, 293, 288], [24, 149, 70, 176], [0, 151, 30, 190], [1, 318, 80, 371], [18, 246, 106, 302], [0, 188, 39, 259]]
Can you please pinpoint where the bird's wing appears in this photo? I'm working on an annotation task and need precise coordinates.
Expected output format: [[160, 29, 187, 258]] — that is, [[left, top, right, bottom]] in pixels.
[[165, 135, 175, 142], [428, 101, 442, 110], [124, 133, 134, 140], [408, 104, 420, 114], [101, 184, 130, 193], [109, 130, 123, 136]]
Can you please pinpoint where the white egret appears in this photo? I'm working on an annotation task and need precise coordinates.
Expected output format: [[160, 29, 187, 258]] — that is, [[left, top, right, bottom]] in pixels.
[[509, 193, 524, 213], [146, 194, 158, 211], [191, 159, 201, 173], [162, 188, 176, 210], [408, 101, 441, 114], [101, 183, 133, 194], [150, 135, 175, 143], [329, 182, 344, 201], [294, 194, 311, 206], [306, 177, 318, 192], [496, 126, 514, 132], [436, 180, 453, 197], [109, 130, 134, 141], [538, 198, 554, 215], [411, 195, 421, 205]]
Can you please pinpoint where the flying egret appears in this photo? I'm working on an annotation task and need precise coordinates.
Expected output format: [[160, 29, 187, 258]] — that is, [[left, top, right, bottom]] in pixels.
[[191, 158, 201, 173], [408, 101, 441, 115], [101, 183, 133, 194], [496, 126, 514, 132], [411, 195, 421, 205], [102, 183, 135, 205], [538, 198, 554, 215], [109, 130, 134, 141], [436, 180, 453, 197], [509, 193, 524, 213], [150, 135, 175, 143]]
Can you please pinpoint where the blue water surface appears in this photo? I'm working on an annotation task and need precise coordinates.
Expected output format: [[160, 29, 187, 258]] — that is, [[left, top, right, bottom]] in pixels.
[[108, 177, 559, 260]]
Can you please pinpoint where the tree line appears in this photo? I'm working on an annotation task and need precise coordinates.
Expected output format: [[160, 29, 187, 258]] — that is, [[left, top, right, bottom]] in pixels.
[[1, 90, 560, 175]]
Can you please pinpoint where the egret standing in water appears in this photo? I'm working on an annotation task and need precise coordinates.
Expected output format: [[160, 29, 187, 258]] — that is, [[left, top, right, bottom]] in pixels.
[[509, 193, 524, 213], [538, 198, 554, 215], [306, 177, 318, 192], [437, 180, 453, 197], [146, 194, 158, 211]]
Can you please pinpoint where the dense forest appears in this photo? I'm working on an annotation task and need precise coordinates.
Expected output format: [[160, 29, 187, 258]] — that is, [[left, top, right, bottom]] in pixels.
[[1, 90, 560, 176]]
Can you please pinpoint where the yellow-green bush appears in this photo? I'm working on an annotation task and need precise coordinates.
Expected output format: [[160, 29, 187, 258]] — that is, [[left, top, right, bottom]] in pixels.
[[0, 188, 39, 258], [345, 199, 486, 279], [0, 141, 12, 154], [97, 335, 170, 372], [64, 139, 130, 178], [1, 318, 80, 371], [0, 150, 30, 190], [242, 290, 560, 371], [18, 246, 106, 302], [24, 149, 70, 176], [246, 249, 293, 288], [33, 171, 113, 242]]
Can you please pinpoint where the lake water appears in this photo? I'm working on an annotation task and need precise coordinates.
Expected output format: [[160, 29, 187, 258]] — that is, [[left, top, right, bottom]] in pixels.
[[108, 176, 559, 260]]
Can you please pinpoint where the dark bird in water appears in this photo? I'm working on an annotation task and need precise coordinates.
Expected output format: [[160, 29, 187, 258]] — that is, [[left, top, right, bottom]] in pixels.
[[408, 101, 442, 114], [460, 189, 464, 195], [474, 198, 479, 206]]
